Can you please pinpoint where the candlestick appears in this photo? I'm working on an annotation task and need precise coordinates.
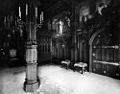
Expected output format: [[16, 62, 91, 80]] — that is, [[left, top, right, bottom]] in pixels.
[[40, 14, 41, 24], [10, 15, 13, 22], [19, 6, 21, 18], [41, 11, 44, 21], [35, 7, 38, 18], [4, 16, 6, 25], [26, 4, 28, 16]]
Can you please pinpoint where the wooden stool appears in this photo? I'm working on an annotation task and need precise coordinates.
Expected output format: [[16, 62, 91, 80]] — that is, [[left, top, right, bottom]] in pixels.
[[61, 60, 71, 69], [74, 62, 87, 74]]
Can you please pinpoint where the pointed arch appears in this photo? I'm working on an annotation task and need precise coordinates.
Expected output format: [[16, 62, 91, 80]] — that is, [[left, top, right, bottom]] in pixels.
[[89, 29, 103, 72]]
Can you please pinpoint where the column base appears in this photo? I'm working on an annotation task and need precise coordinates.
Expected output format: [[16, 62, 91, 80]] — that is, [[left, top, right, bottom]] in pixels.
[[24, 78, 40, 92]]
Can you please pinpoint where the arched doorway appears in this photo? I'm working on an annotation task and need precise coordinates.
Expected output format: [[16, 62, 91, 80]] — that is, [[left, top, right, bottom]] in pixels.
[[89, 30, 120, 79], [89, 30, 102, 72]]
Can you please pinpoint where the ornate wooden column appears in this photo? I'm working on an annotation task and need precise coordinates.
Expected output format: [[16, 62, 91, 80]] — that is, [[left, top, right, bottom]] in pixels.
[[79, 41, 83, 61], [24, 2, 40, 92], [70, 2, 78, 63]]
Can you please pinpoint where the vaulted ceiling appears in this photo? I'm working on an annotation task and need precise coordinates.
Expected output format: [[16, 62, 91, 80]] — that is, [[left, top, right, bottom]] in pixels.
[[0, 0, 96, 17], [0, 0, 120, 23]]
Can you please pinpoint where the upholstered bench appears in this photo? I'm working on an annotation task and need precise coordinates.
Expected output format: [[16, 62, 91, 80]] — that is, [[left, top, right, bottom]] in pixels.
[[61, 60, 71, 69], [74, 62, 87, 74]]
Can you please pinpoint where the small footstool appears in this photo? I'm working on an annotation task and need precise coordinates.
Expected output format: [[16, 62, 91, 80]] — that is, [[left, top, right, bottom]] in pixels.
[[61, 60, 71, 69], [74, 62, 87, 74]]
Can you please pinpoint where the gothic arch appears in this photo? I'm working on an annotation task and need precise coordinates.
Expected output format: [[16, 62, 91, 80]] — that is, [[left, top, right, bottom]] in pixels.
[[89, 29, 103, 72]]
